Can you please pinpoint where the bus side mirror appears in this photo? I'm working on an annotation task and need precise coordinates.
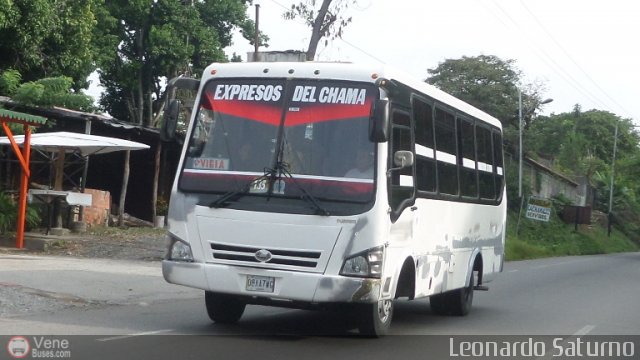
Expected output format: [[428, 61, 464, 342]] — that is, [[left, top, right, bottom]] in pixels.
[[388, 150, 414, 174], [393, 150, 414, 168], [161, 76, 200, 142], [369, 99, 389, 143], [161, 99, 180, 141]]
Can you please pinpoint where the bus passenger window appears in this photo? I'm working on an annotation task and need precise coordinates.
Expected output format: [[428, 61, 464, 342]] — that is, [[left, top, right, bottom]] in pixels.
[[413, 98, 436, 193], [493, 130, 505, 199], [458, 117, 478, 198], [435, 108, 458, 195], [477, 126, 496, 200]]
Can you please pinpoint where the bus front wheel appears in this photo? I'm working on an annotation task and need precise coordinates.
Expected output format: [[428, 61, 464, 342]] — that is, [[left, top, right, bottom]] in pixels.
[[205, 291, 246, 324], [357, 299, 394, 337]]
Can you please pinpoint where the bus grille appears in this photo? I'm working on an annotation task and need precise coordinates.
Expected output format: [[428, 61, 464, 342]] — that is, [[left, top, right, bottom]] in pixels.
[[210, 243, 322, 269]]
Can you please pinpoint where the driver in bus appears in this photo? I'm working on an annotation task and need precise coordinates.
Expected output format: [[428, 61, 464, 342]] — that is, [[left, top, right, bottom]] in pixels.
[[344, 149, 374, 179]]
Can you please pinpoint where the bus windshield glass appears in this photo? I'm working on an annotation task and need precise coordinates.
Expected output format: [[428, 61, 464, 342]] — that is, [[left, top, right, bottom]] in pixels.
[[179, 78, 379, 205]]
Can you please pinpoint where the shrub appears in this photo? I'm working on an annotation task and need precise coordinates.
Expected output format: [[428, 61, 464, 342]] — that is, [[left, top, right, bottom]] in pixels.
[[0, 192, 41, 234]]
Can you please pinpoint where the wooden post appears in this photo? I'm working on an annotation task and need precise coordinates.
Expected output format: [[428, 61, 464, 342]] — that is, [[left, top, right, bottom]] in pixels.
[[151, 141, 161, 219], [53, 148, 66, 229], [118, 150, 131, 227], [16, 125, 31, 248]]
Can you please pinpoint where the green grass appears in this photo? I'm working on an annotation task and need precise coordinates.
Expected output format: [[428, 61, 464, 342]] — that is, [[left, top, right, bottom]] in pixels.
[[505, 209, 639, 261]]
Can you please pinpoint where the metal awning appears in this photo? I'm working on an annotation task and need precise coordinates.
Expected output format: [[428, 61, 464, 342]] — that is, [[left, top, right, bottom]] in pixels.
[[0, 108, 47, 125], [0, 131, 150, 156]]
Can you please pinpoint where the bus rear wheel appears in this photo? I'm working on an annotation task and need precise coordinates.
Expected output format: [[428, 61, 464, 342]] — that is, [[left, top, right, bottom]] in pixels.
[[205, 291, 246, 324], [357, 299, 394, 337], [430, 273, 474, 316]]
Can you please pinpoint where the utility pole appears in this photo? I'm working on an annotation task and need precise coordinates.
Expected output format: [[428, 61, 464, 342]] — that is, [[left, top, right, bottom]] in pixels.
[[518, 89, 523, 199], [607, 122, 618, 237]]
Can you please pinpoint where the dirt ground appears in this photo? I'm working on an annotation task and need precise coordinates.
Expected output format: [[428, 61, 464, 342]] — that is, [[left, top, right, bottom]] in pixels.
[[0, 226, 167, 261]]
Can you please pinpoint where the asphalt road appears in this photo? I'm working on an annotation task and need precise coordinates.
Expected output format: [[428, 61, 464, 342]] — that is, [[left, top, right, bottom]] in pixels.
[[1, 252, 639, 359]]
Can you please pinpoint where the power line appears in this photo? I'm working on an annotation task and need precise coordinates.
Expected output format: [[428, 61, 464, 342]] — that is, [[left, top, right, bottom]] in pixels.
[[489, 1, 609, 107], [483, 0, 617, 114], [518, 0, 633, 119]]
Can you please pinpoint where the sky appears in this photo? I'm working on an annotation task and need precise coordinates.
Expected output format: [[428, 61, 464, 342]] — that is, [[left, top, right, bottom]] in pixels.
[[223, 0, 640, 124]]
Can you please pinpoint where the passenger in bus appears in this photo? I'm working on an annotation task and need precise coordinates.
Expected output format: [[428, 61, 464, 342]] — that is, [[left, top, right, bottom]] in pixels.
[[344, 149, 374, 179]]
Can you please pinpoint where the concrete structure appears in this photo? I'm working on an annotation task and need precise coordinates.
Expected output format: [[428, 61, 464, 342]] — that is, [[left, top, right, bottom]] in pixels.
[[247, 50, 307, 62], [506, 151, 590, 207]]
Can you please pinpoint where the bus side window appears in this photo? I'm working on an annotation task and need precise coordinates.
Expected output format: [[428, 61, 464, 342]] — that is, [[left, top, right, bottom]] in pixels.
[[493, 130, 505, 200], [434, 108, 459, 196], [413, 98, 436, 193], [458, 116, 478, 198], [477, 125, 496, 200]]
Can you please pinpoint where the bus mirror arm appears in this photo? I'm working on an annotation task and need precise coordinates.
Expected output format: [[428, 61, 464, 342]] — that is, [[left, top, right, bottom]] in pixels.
[[387, 150, 414, 174]]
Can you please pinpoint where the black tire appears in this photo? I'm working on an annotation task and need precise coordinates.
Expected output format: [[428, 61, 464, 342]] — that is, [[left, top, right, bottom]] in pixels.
[[448, 272, 474, 316], [429, 292, 451, 315], [429, 272, 474, 316], [357, 299, 394, 337], [205, 291, 246, 324]]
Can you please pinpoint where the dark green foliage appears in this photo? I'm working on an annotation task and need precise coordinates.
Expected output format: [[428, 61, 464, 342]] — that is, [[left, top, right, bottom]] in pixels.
[[12, 76, 95, 111], [0, 0, 99, 90], [0, 69, 22, 96], [526, 108, 640, 241], [426, 55, 548, 128], [0, 192, 41, 234]]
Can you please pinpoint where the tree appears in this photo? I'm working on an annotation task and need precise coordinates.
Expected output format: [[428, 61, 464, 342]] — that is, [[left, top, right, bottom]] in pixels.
[[527, 106, 640, 235], [0, 0, 100, 90], [96, 0, 258, 126], [527, 108, 639, 174], [426, 55, 547, 128], [12, 76, 95, 112], [284, 0, 356, 61], [1, 68, 94, 112]]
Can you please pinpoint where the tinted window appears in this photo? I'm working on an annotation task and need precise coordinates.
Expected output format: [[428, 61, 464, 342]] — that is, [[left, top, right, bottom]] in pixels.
[[413, 98, 436, 192], [435, 108, 458, 195], [477, 125, 495, 199], [458, 117, 477, 198], [493, 130, 504, 198]]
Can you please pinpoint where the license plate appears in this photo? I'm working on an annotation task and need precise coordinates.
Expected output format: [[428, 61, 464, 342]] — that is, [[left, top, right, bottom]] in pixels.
[[246, 275, 275, 293]]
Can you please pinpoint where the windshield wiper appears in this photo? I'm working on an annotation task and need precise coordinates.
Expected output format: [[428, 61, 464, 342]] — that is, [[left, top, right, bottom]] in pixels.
[[275, 163, 331, 216]]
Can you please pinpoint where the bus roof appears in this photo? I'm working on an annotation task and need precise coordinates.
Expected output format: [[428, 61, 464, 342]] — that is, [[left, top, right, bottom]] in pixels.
[[202, 62, 503, 129]]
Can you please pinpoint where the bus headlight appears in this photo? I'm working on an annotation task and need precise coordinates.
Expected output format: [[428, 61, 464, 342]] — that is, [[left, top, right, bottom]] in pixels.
[[166, 233, 194, 262], [340, 246, 384, 278]]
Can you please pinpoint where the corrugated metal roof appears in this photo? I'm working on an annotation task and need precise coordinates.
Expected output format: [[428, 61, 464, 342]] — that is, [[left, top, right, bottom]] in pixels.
[[0, 108, 47, 125]]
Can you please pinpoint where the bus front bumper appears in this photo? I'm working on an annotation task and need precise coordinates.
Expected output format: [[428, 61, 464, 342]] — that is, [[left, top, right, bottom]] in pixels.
[[162, 260, 381, 304]]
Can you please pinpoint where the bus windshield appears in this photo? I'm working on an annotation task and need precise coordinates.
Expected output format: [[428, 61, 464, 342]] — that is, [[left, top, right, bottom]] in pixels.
[[178, 78, 379, 207]]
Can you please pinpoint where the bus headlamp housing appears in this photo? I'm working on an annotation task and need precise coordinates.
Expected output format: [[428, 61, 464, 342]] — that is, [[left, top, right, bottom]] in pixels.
[[166, 233, 194, 262], [340, 246, 384, 278]]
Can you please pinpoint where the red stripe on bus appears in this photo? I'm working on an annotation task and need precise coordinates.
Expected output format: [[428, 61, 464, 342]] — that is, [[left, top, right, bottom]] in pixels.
[[202, 97, 372, 127]]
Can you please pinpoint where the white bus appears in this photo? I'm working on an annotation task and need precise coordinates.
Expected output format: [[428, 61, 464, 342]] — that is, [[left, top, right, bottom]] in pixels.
[[161, 62, 506, 336]]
